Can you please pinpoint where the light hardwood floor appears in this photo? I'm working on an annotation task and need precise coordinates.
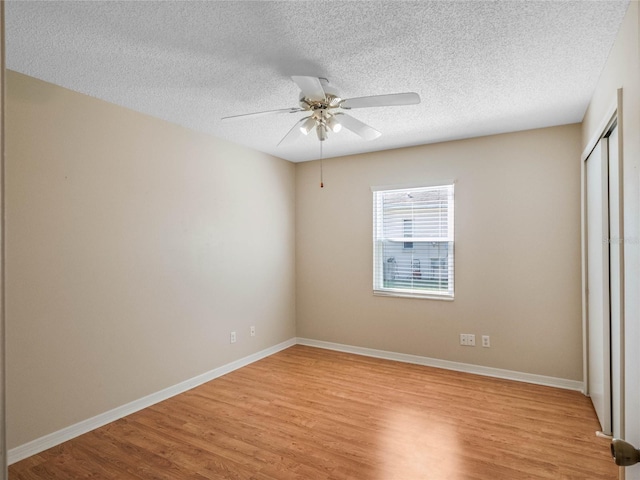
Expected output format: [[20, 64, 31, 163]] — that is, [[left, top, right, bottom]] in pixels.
[[10, 345, 616, 479]]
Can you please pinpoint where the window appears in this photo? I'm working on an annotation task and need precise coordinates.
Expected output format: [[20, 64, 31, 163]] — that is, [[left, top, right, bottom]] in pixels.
[[373, 184, 454, 299]]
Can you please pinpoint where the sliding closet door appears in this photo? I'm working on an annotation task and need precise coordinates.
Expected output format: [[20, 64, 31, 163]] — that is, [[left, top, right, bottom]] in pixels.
[[608, 125, 623, 438], [586, 138, 612, 435]]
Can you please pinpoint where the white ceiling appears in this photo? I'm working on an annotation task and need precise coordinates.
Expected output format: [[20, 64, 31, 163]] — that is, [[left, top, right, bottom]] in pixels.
[[6, 1, 630, 162]]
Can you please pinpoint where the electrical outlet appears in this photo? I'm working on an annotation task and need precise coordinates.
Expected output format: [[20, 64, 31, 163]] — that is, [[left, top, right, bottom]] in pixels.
[[230, 331, 237, 344], [460, 334, 476, 346], [482, 335, 490, 347], [250, 326, 256, 337]]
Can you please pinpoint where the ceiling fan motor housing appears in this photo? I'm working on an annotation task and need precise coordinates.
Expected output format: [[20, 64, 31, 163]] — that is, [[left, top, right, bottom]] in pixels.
[[298, 80, 342, 141]]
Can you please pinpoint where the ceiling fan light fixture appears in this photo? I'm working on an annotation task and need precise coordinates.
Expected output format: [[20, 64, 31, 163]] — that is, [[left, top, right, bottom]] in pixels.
[[326, 116, 342, 133], [300, 116, 316, 135]]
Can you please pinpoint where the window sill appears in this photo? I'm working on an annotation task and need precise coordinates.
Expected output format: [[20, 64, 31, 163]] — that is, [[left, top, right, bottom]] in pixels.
[[373, 289, 454, 301]]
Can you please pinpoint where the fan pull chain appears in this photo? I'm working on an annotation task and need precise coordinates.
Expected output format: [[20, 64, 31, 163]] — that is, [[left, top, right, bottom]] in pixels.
[[320, 140, 324, 188]]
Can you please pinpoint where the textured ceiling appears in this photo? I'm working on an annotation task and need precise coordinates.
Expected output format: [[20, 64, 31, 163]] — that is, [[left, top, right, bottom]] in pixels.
[[6, 1, 630, 162]]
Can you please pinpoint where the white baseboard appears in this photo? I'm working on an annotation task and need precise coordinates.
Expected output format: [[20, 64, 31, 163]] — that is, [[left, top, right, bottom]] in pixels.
[[296, 337, 585, 393], [7, 338, 297, 465], [9, 336, 584, 464]]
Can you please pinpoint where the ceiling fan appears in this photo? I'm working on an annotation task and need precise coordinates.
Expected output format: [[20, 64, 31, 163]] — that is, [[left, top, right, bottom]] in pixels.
[[221, 76, 421, 146]]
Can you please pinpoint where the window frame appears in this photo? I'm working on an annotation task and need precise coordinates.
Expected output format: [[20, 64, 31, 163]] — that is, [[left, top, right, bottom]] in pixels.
[[372, 183, 455, 301]]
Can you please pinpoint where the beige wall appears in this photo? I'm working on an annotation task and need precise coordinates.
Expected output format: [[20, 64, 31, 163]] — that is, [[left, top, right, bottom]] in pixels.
[[296, 124, 583, 380], [582, 1, 640, 475], [5, 71, 296, 449]]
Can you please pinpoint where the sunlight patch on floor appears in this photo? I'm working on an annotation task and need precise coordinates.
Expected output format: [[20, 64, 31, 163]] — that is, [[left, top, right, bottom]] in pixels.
[[375, 407, 466, 480]]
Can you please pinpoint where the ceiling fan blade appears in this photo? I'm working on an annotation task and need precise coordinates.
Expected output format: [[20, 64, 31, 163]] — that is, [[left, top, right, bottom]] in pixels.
[[221, 107, 303, 122], [341, 92, 421, 109], [277, 116, 312, 147], [291, 76, 326, 102], [335, 113, 381, 141]]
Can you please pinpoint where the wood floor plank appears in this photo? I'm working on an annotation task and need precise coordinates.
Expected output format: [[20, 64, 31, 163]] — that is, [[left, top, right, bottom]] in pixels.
[[9, 345, 617, 479]]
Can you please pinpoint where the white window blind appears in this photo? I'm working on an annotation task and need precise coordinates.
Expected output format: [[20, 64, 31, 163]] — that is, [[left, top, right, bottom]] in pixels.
[[373, 184, 454, 299]]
